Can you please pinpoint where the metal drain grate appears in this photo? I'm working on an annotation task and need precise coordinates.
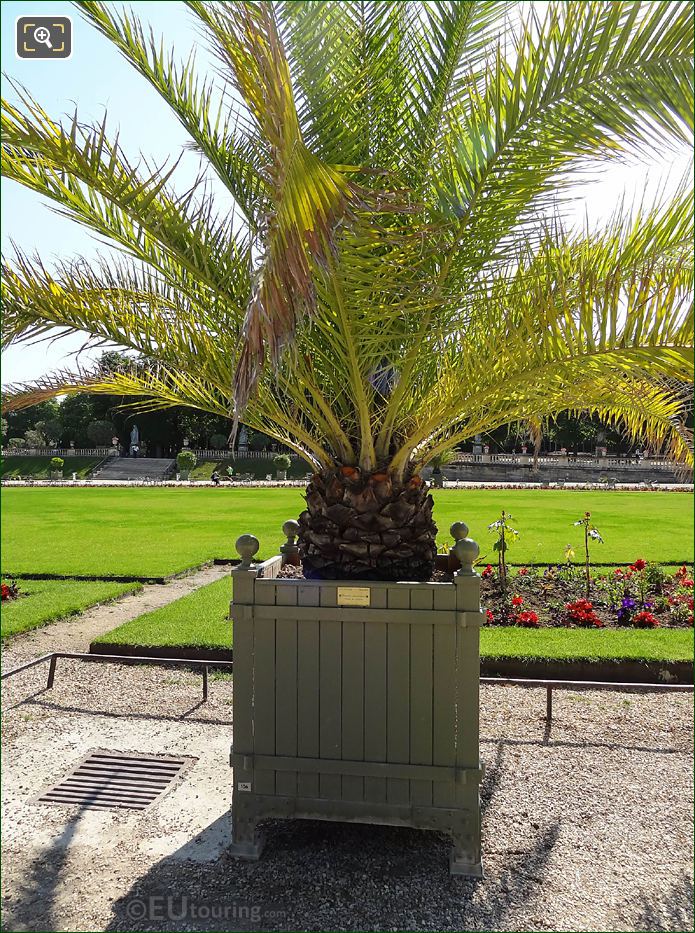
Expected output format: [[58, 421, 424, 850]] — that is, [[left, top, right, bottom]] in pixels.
[[36, 750, 194, 811]]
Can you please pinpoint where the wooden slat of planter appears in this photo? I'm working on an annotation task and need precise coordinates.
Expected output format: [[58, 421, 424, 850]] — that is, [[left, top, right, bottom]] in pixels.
[[257, 556, 282, 579], [247, 754, 480, 782], [432, 624, 457, 808], [253, 616, 276, 796], [245, 605, 460, 625], [319, 583, 341, 799], [231, 574, 254, 784], [275, 585, 298, 798], [455, 577, 480, 815], [410, 586, 434, 807], [341, 620, 364, 802], [297, 585, 320, 798], [363, 586, 387, 804], [386, 585, 410, 805]]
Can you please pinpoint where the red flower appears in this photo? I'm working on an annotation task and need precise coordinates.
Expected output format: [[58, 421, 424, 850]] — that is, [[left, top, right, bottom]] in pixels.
[[518, 567, 529, 576], [632, 610, 659, 629], [614, 568, 624, 577], [486, 609, 495, 624], [682, 579, 694, 589], [1, 584, 10, 600], [481, 564, 494, 578], [511, 595, 524, 606], [515, 610, 539, 627], [630, 558, 647, 572], [565, 598, 603, 627], [676, 565, 689, 580]]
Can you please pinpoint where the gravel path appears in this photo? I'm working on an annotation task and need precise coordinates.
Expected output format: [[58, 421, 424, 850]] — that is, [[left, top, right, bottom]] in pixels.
[[1, 565, 229, 667], [2, 661, 692, 932]]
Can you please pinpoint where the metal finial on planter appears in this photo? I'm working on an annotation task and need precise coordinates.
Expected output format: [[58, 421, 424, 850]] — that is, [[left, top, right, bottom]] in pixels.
[[235, 533, 260, 570], [454, 534, 480, 576], [280, 519, 301, 566]]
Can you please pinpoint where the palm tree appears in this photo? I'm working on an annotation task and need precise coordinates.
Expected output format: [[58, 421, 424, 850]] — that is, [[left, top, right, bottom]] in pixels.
[[2, 1, 693, 579]]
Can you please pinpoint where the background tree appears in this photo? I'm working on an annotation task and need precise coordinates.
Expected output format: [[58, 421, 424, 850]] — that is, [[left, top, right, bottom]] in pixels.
[[23, 427, 46, 448], [209, 433, 229, 450], [86, 419, 117, 446], [4, 399, 60, 442], [2, 1, 693, 579], [35, 417, 63, 445]]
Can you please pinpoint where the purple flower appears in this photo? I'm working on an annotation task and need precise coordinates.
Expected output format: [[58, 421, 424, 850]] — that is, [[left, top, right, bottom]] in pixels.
[[617, 596, 636, 626]]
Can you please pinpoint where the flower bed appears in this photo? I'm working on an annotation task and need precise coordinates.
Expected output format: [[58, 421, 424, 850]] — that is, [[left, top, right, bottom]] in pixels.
[[481, 562, 693, 629], [1, 581, 20, 602]]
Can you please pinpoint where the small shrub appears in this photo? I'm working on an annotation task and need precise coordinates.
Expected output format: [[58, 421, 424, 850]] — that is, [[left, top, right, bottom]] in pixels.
[[176, 450, 197, 473], [7, 437, 26, 448], [50, 457, 64, 472], [273, 453, 292, 471]]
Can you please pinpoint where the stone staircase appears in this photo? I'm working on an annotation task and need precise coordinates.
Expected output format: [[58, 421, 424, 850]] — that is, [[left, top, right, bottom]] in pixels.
[[91, 457, 176, 482]]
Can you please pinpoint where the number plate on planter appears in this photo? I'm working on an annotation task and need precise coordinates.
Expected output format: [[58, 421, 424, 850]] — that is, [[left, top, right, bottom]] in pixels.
[[337, 586, 371, 607]]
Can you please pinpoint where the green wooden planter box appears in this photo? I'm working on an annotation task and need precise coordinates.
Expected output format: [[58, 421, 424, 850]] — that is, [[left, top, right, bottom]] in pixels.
[[229, 534, 484, 876]]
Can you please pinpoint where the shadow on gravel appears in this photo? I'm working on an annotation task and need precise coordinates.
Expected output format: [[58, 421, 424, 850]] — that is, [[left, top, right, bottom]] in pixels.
[[1, 813, 83, 933], [7, 696, 233, 727], [481, 735, 685, 756], [103, 741, 560, 932], [634, 872, 694, 932]]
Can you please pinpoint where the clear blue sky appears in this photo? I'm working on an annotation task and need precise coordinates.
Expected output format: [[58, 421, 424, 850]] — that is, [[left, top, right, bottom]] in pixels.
[[1, 1, 691, 387]]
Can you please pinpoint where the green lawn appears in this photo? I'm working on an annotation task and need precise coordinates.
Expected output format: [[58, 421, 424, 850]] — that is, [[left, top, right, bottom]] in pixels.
[[94, 575, 233, 650], [93, 576, 693, 663], [1, 456, 102, 479], [1, 579, 142, 639], [480, 626, 694, 662], [1, 487, 692, 578]]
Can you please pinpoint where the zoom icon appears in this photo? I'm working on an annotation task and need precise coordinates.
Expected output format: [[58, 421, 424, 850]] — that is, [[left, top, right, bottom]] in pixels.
[[16, 16, 72, 59]]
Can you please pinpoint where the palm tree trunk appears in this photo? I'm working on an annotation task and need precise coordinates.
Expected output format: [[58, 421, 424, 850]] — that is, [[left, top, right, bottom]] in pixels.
[[299, 467, 437, 580]]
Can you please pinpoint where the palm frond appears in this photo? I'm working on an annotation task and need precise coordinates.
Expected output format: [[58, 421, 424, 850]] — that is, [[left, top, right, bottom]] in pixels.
[[75, 0, 269, 227]]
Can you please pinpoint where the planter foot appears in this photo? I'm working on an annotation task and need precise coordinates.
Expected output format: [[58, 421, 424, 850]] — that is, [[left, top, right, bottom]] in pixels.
[[449, 849, 483, 878], [229, 830, 265, 861]]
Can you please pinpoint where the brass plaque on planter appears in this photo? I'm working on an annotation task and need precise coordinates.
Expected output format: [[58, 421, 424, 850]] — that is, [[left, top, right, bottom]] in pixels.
[[337, 586, 371, 607]]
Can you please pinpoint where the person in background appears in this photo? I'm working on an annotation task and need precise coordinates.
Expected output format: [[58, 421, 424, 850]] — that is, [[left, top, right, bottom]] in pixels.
[[211, 470, 221, 486]]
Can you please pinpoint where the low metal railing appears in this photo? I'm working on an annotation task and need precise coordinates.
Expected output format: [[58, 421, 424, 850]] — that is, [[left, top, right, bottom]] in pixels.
[[2, 652, 690, 733], [1, 652, 232, 702]]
